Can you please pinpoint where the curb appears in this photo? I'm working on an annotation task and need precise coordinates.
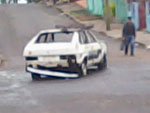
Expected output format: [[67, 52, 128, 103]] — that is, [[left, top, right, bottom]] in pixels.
[[56, 6, 85, 27], [104, 34, 147, 48], [102, 33, 147, 49]]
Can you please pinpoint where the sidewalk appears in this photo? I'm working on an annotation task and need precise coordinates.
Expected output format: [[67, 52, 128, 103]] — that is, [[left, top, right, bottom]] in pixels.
[[55, 2, 150, 49]]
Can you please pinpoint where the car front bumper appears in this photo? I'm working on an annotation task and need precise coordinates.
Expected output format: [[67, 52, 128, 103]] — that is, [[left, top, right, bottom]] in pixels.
[[27, 67, 78, 78]]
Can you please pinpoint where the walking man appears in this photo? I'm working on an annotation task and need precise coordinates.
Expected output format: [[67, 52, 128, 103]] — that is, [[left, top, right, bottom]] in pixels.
[[122, 16, 136, 56]]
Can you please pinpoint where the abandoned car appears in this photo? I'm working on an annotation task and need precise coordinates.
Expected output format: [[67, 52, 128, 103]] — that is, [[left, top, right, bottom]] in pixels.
[[23, 28, 107, 80]]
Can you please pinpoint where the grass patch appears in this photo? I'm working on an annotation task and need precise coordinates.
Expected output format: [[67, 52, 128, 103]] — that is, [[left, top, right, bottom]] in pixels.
[[70, 10, 103, 21]]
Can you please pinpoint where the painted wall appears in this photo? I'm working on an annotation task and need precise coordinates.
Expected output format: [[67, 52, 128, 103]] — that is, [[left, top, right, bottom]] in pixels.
[[146, 1, 150, 32], [139, 1, 146, 29], [87, 0, 104, 16], [115, 0, 128, 23], [128, 2, 139, 30]]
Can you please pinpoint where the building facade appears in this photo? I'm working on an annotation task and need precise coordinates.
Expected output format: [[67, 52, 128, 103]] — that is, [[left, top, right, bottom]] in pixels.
[[86, 0, 150, 31]]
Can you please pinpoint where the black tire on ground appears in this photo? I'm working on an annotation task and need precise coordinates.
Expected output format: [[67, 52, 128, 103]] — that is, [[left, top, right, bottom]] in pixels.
[[98, 54, 107, 70], [77, 61, 87, 77], [31, 73, 41, 80]]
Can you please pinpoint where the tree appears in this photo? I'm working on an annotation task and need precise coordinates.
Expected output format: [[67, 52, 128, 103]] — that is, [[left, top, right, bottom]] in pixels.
[[105, 0, 111, 31]]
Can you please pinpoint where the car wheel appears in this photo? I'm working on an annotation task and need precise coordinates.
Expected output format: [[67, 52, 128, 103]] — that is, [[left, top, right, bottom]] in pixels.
[[98, 54, 107, 70], [78, 61, 87, 77], [31, 73, 41, 80]]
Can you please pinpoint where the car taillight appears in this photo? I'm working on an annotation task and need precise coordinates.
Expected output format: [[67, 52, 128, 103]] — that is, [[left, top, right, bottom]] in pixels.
[[69, 55, 76, 59], [60, 55, 76, 60], [68, 55, 76, 64], [60, 55, 67, 59], [98, 50, 102, 54]]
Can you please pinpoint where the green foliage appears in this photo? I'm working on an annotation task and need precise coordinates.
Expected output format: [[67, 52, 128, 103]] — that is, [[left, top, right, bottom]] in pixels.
[[104, 2, 116, 17]]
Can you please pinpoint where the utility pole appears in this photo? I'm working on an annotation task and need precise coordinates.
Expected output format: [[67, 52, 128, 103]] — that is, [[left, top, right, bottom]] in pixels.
[[105, 0, 111, 31]]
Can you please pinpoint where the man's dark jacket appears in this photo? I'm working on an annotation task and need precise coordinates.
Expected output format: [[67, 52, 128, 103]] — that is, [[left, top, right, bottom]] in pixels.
[[122, 22, 136, 38]]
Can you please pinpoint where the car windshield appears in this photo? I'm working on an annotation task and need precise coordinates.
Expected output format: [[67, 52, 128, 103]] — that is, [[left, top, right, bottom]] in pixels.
[[36, 32, 73, 43]]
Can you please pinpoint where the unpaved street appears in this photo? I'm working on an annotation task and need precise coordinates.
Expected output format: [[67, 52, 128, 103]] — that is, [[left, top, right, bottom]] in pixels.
[[0, 4, 150, 113]]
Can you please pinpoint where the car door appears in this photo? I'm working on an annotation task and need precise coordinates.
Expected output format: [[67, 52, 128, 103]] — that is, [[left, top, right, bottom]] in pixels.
[[85, 30, 101, 64], [79, 31, 93, 66]]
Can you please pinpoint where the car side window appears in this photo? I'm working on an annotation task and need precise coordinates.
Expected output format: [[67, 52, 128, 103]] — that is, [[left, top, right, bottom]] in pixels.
[[79, 31, 89, 44], [36, 32, 73, 44], [86, 31, 97, 43], [36, 33, 55, 43], [47, 33, 54, 42], [36, 33, 48, 43]]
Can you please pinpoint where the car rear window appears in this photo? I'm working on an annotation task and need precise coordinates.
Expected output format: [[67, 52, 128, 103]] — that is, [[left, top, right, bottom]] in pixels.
[[36, 32, 73, 43]]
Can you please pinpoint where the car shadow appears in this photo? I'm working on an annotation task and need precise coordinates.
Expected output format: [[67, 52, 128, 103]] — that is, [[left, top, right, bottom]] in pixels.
[[30, 66, 108, 83]]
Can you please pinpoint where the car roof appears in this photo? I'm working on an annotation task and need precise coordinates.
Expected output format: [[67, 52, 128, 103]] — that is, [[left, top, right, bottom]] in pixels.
[[39, 29, 64, 34], [39, 25, 93, 34]]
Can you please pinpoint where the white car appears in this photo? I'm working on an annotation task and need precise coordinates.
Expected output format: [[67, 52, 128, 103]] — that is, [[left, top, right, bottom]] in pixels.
[[23, 28, 107, 80]]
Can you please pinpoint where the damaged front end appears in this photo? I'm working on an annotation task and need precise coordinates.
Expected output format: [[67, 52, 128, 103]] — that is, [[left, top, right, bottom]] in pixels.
[[25, 55, 79, 78]]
